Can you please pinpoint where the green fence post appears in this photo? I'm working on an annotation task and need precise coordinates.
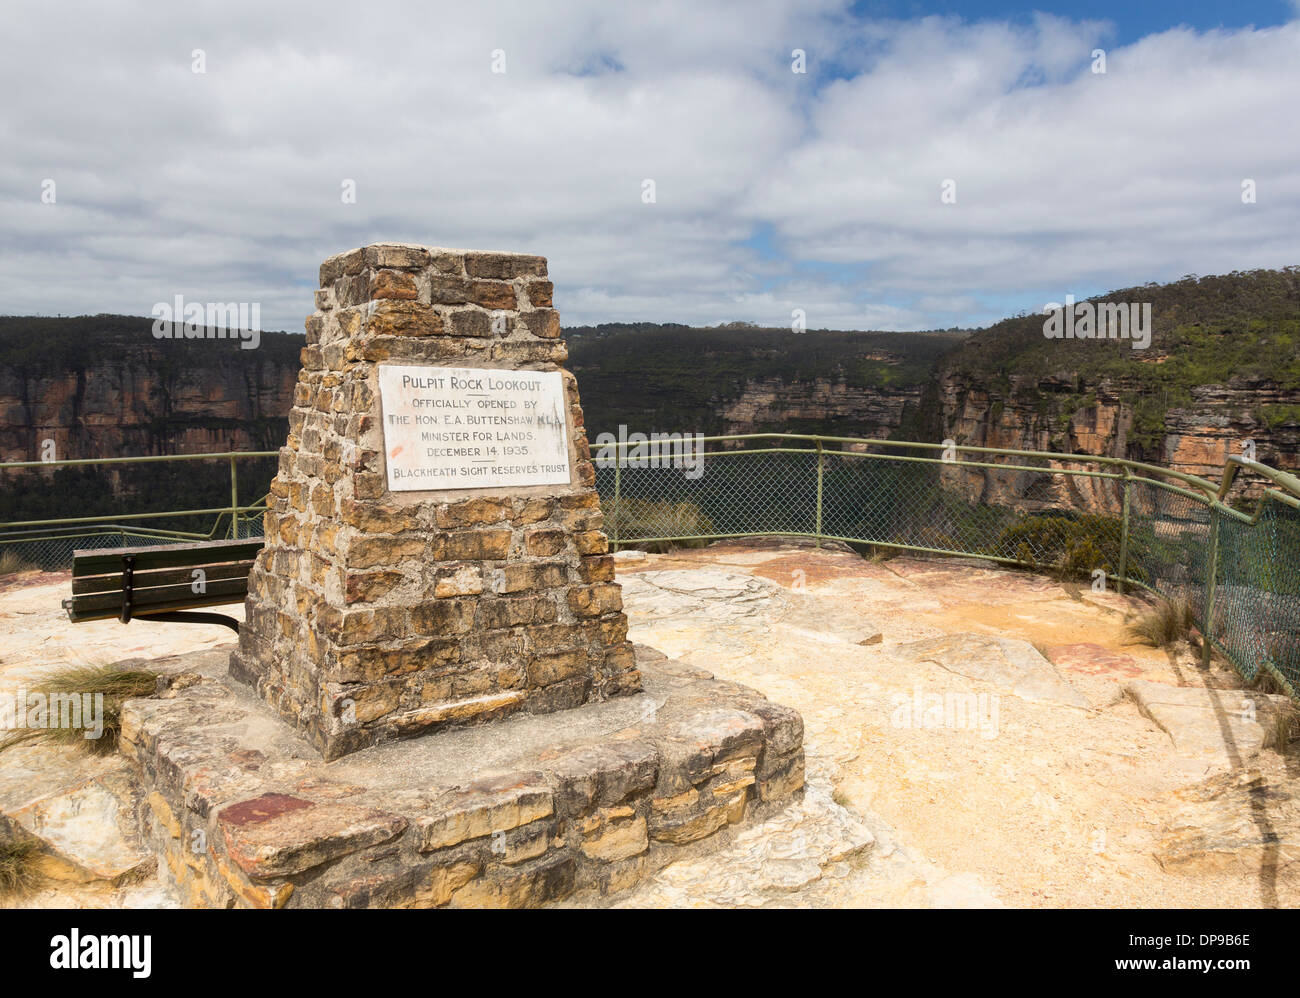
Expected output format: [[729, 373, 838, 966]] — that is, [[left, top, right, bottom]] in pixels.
[[815, 440, 824, 547], [611, 457, 621, 553], [1202, 506, 1221, 667], [229, 456, 239, 540], [1117, 466, 1130, 595]]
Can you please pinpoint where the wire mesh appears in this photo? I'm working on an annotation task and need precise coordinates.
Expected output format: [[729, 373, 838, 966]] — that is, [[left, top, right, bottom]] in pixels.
[[594, 437, 1299, 698], [4, 438, 1298, 699], [0, 451, 273, 571], [0, 515, 268, 572], [1124, 479, 1213, 615], [1213, 499, 1300, 691], [597, 445, 1130, 576]]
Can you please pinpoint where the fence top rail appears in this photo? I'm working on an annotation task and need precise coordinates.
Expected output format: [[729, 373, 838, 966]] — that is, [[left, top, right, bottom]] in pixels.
[[0, 451, 279, 471], [0, 504, 266, 530], [11, 432, 1299, 508], [594, 431, 1226, 497], [1220, 455, 1300, 504]]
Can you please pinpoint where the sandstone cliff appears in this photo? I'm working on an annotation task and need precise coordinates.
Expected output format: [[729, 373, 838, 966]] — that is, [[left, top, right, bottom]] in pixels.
[[4, 265, 1299, 528], [939, 372, 1300, 478], [935, 268, 1300, 503], [0, 317, 300, 465], [0, 316, 301, 523], [717, 376, 922, 439]]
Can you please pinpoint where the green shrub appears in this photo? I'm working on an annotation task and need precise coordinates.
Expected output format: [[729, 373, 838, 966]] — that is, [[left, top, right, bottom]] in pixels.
[[1258, 404, 1300, 431], [606, 498, 715, 553], [992, 512, 1143, 581]]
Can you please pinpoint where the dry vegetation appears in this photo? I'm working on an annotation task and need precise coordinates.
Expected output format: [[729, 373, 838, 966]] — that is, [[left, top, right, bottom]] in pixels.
[[0, 837, 43, 897], [1126, 596, 1197, 649], [0, 549, 36, 576], [0, 665, 157, 756]]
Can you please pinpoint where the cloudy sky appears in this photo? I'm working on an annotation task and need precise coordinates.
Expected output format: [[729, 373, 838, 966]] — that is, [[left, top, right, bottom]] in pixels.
[[2, 0, 1297, 333]]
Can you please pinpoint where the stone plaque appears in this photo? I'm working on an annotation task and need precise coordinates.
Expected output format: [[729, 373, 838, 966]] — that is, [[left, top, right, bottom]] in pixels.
[[378, 364, 570, 491]]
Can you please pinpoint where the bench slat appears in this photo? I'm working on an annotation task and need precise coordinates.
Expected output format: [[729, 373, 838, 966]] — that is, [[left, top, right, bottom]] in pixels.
[[67, 577, 250, 616], [71, 560, 256, 596], [64, 589, 250, 624], [71, 539, 264, 576]]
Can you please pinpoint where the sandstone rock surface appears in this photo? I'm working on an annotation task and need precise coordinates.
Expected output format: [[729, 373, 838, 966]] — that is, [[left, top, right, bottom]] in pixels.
[[1125, 679, 1291, 767], [896, 633, 1089, 709], [6, 539, 1300, 908]]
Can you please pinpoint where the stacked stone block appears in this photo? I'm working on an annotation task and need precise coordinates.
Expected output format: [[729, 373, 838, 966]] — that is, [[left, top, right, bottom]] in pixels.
[[123, 650, 806, 908], [229, 243, 640, 760]]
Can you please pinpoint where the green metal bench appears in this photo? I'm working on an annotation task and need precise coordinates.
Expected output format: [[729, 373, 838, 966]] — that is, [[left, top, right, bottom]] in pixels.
[[63, 538, 262, 632]]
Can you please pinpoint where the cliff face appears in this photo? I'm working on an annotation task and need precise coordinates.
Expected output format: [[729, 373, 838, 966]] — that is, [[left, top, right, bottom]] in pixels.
[[0, 317, 302, 525], [4, 274, 1299, 526], [566, 324, 961, 441], [717, 376, 921, 439], [937, 370, 1300, 503], [1164, 383, 1300, 482], [933, 267, 1300, 506], [0, 319, 301, 465], [3, 318, 942, 492], [939, 372, 1134, 456]]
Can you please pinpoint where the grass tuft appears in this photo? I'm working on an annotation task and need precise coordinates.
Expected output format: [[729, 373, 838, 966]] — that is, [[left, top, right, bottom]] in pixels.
[[0, 838, 43, 897], [1252, 671, 1300, 750], [1271, 702, 1300, 752], [1126, 596, 1197, 649], [1254, 669, 1288, 696], [0, 665, 158, 757], [0, 549, 37, 577]]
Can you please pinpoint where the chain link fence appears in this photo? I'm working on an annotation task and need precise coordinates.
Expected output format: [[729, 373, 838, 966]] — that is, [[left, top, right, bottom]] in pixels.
[[596, 440, 1131, 575], [594, 433, 1300, 698], [1212, 500, 1300, 690], [4, 437, 1298, 697], [0, 451, 274, 571], [0, 516, 267, 572]]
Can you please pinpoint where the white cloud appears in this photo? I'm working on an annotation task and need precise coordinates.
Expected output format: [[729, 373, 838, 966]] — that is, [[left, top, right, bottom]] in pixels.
[[0, 1, 1295, 332]]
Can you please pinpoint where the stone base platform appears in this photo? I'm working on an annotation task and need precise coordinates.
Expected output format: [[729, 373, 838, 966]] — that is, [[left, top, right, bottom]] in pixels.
[[119, 645, 804, 908]]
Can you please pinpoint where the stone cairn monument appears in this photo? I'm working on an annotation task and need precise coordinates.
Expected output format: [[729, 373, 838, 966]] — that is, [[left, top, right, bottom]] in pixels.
[[230, 243, 639, 759], [122, 244, 805, 908]]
